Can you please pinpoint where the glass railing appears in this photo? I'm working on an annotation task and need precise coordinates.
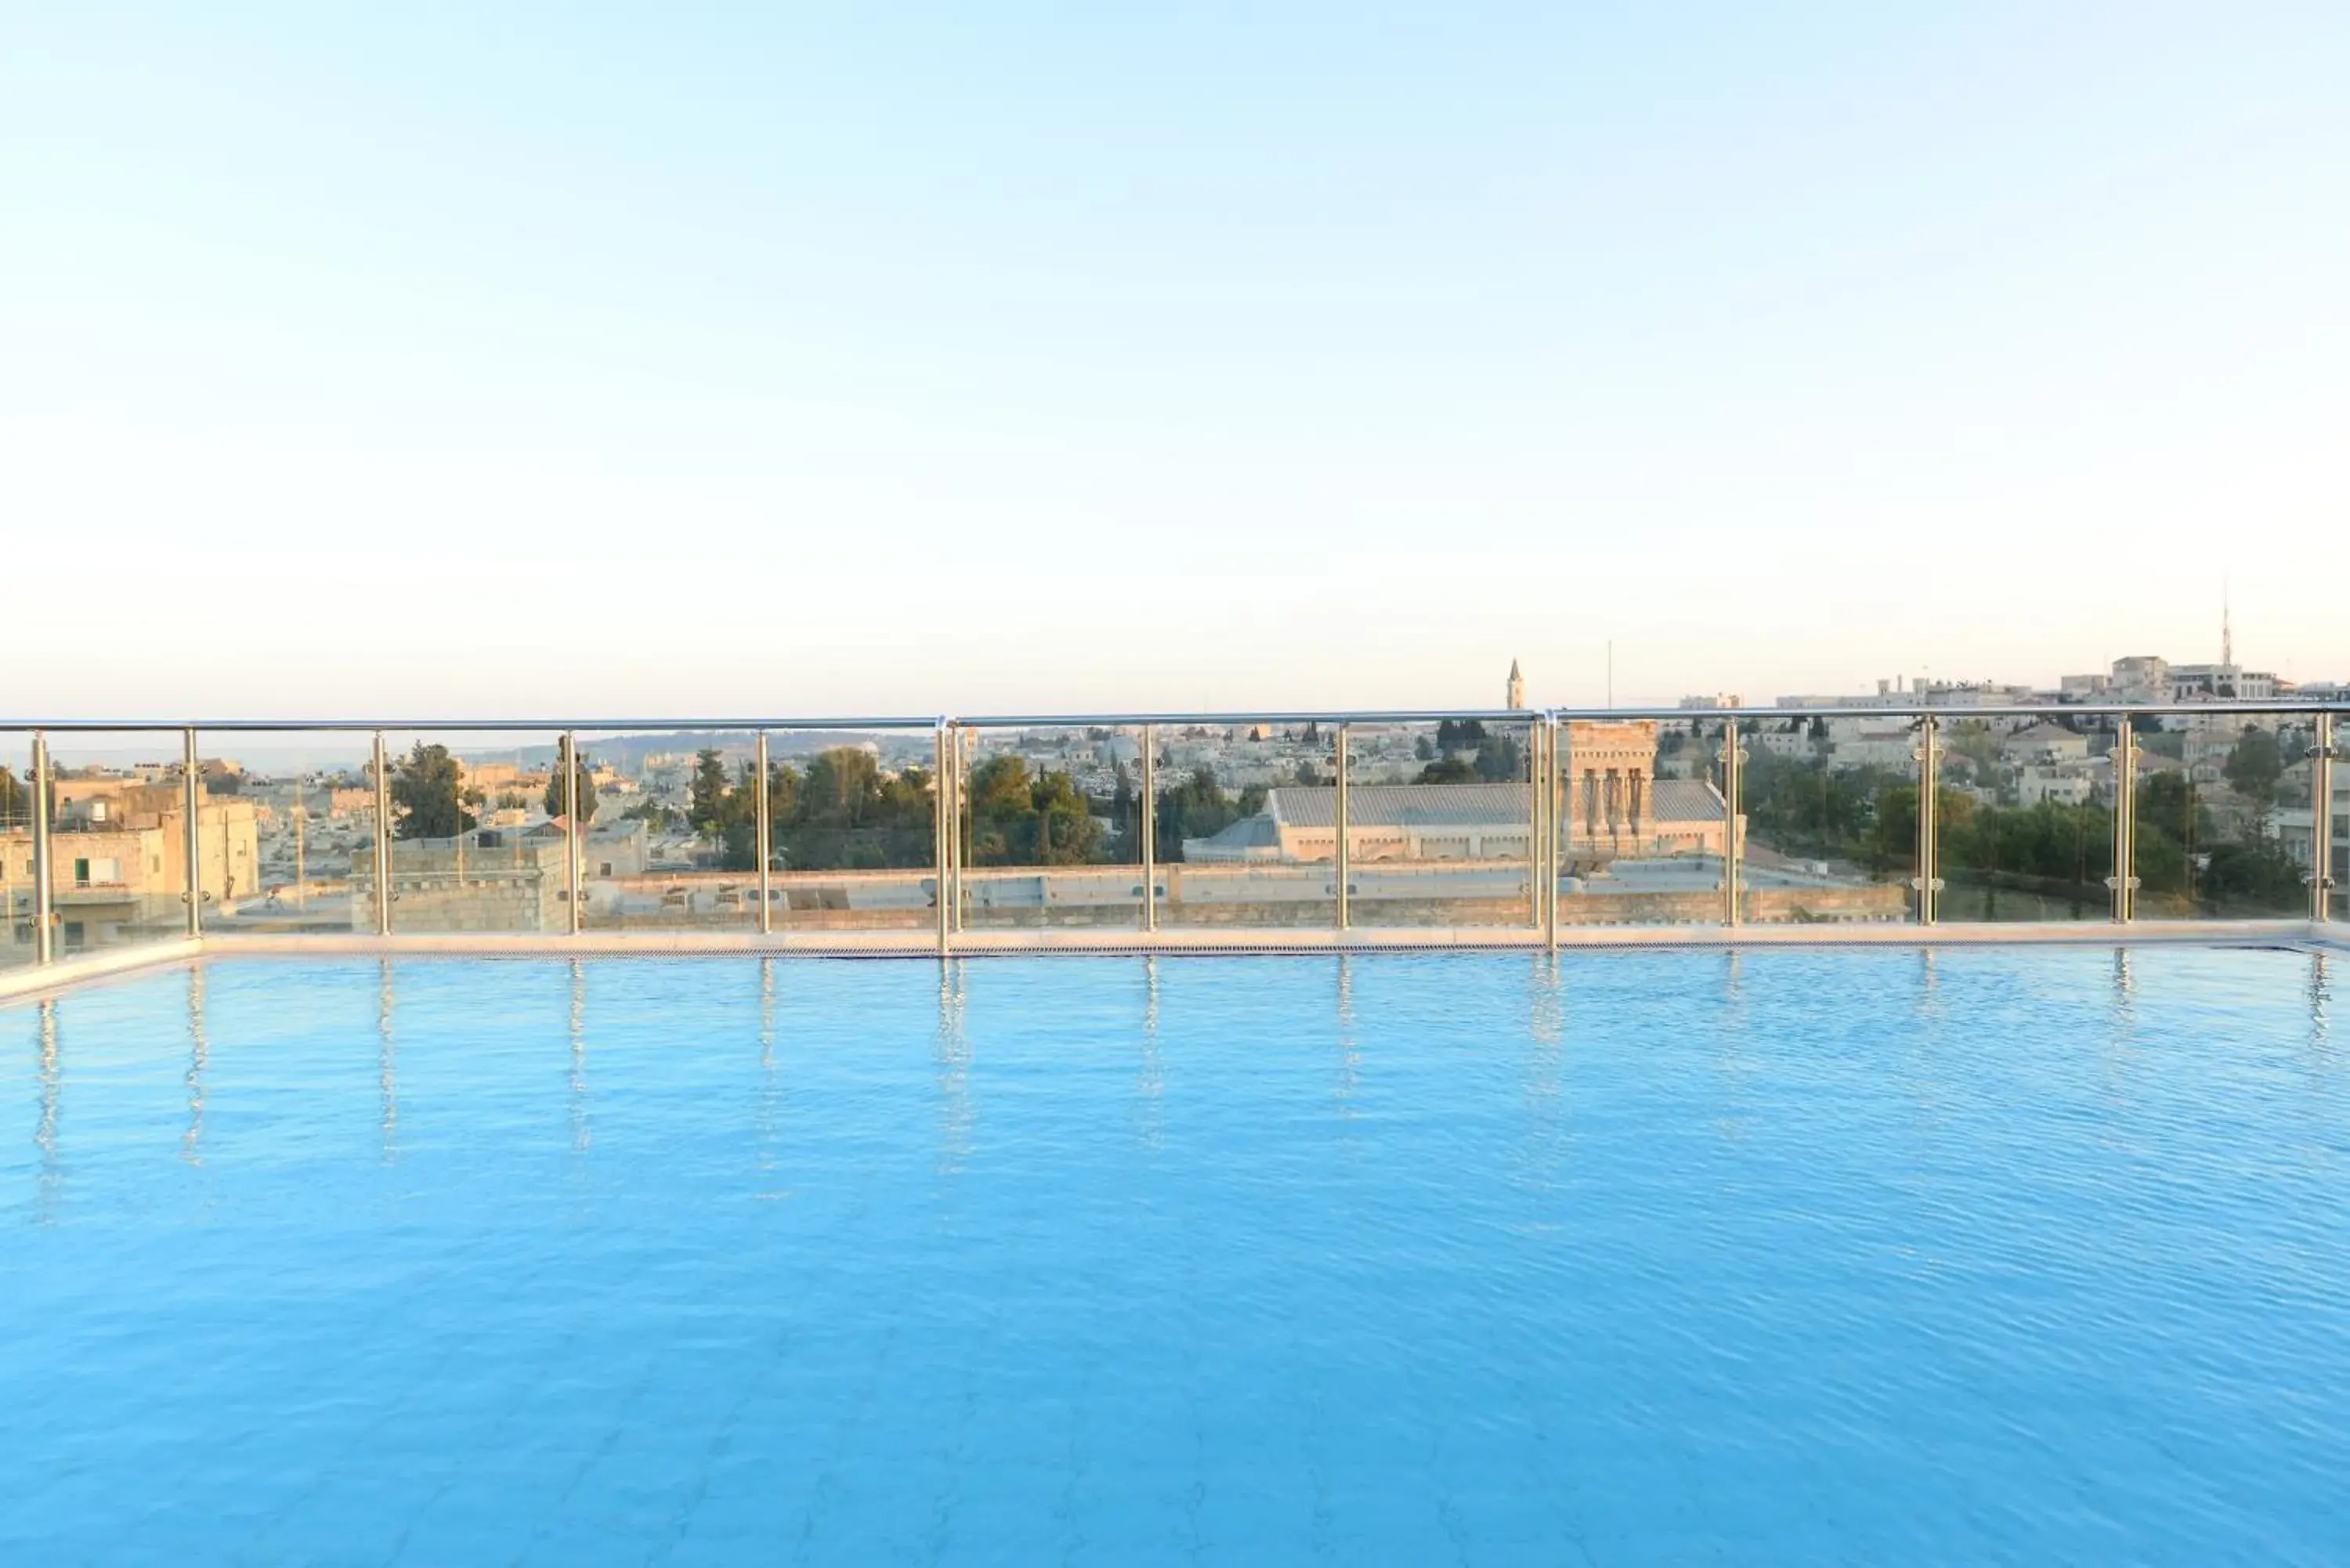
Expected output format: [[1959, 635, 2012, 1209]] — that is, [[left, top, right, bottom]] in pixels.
[[1730, 713, 1918, 925], [1347, 717, 1539, 932], [767, 725, 938, 934], [1147, 720, 1340, 933], [2132, 712, 2319, 922], [1, 730, 38, 970], [0, 703, 2337, 968], [1551, 714, 1741, 928], [956, 724, 1141, 931], [1934, 711, 2120, 922], [208, 727, 374, 936]]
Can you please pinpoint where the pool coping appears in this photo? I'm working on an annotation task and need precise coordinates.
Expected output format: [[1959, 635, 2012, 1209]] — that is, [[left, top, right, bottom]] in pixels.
[[4, 921, 2345, 1003]]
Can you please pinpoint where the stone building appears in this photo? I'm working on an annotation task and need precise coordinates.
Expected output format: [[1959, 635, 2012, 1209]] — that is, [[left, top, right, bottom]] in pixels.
[[1184, 718, 1732, 865]]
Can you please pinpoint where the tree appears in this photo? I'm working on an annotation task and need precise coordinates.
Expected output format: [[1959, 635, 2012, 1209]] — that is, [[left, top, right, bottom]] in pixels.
[[1435, 717, 1486, 755], [0, 765, 24, 828], [1474, 732, 1524, 782], [1947, 720, 2001, 772], [2202, 840, 2305, 910], [390, 742, 481, 840], [964, 754, 1104, 866], [1108, 761, 1140, 860], [688, 747, 732, 836], [621, 798, 682, 831], [2133, 772, 2204, 898], [543, 750, 600, 826], [2223, 728, 2284, 815], [760, 749, 934, 871], [701, 761, 764, 870], [1155, 765, 1249, 862], [1740, 753, 1887, 864], [1417, 756, 1477, 784]]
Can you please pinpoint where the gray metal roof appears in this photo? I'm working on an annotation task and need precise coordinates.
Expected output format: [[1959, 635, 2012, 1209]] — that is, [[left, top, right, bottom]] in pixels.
[[1190, 814, 1282, 851], [1267, 780, 1723, 829]]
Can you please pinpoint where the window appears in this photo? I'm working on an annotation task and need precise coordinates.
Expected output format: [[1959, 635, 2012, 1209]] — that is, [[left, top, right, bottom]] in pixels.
[[73, 858, 90, 886]]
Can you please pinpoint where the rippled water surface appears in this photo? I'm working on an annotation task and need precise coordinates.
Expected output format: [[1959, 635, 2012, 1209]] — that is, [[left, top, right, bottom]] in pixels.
[[4, 948, 2348, 1564]]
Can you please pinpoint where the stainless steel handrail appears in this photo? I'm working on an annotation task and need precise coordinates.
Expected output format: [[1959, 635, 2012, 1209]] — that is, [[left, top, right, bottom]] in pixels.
[[5, 699, 2345, 733]]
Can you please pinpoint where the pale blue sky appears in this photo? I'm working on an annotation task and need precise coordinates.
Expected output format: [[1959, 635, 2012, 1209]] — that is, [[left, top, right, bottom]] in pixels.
[[5, 4, 2345, 716]]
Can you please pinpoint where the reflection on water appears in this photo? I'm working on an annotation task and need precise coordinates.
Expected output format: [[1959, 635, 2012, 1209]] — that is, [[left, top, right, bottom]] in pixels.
[[1332, 956, 1359, 1114], [567, 960, 590, 1154], [1711, 951, 1755, 1145], [377, 959, 399, 1162], [935, 959, 971, 1177], [755, 959, 785, 1197], [758, 958, 778, 1075], [1529, 953, 1563, 1050], [1136, 957, 1164, 1153], [1518, 956, 1567, 1192], [35, 999, 60, 1221], [183, 967, 208, 1165], [2308, 952, 2331, 1054]]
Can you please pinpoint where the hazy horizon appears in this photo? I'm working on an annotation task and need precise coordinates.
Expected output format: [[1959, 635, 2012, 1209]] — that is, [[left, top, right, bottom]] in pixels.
[[5, 6, 2344, 717]]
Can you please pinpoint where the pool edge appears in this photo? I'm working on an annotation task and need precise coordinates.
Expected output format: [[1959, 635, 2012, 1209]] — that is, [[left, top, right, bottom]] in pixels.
[[5, 921, 2342, 1002]]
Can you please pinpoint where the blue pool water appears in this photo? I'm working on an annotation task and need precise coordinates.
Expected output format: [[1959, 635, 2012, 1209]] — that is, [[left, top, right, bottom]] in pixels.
[[4, 947, 2348, 1564]]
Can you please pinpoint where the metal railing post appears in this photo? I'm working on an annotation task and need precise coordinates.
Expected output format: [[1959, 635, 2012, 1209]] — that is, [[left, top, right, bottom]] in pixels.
[[934, 722, 951, 955], [562, 731, 581, 936], [30, 732, 53, 965], [371, 731, 392, 937], [1542, 715, 1560, 949], [2312, 714, 2334, 923], [1334, 724, 1350, 932], [1722, 718, 1744, 927], [1912, 715, 1941, 924], [1140, 723, 1158, 933], [755, 731, 772, 936], [2108, 717, 2138, 923], [183, 727, 203, 939], [949, 724, 966, 936]]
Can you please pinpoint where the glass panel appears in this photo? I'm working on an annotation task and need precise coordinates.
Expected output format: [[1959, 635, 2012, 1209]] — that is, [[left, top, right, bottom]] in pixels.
[[371, 730, 569, 934], [208, 729, 384, 935], [0, 732, 35, 968], [1734, 713, 1915, 924], [764, 728, 938, 933], [1936, 712, 2119, 923], [1152, 721, 1338, 931], [578, 730, 758, 935], [956, 725, 1141, 930], [2327, 730, 2350, 922], [1555, 716, 1733, 927], [1344, 718, 1536, 930], [27, 730, 196, 955], [2135, 712, 2308, 920]]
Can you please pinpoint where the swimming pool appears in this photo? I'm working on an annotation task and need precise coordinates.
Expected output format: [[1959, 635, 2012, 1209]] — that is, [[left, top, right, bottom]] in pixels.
[[4, 947, 2346, 1563]]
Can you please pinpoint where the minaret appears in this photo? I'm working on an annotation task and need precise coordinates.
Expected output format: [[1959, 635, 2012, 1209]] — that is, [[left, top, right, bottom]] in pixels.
[[1506, 659, 1526, 710], [2222, 580, 2234, 670]]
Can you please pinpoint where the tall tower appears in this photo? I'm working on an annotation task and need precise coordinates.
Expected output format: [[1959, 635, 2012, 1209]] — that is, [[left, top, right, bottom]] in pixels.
[[1506, 659, 1526, 710], [2222, 580, 2234, 670]]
